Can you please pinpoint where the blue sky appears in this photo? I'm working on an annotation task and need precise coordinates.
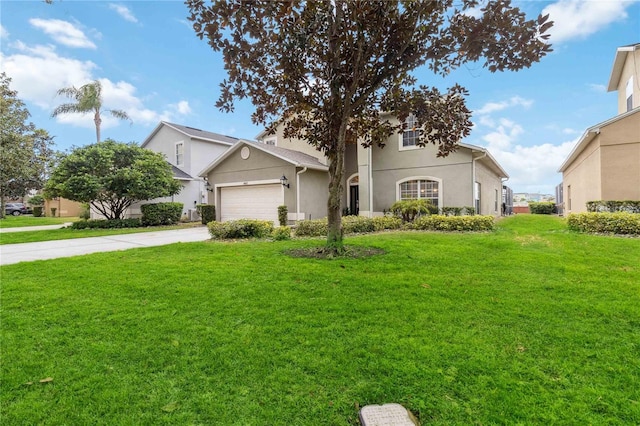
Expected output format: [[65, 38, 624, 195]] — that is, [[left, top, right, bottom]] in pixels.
[[2, 0, 638, 195]]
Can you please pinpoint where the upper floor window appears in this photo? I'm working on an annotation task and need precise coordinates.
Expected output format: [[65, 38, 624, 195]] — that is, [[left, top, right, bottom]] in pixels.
[[399, 179, 439, 208], [263, 137, 277, 146], [401, 115, 420, 149], [626, 76, 633, 112], [175, 142, 184, 166]]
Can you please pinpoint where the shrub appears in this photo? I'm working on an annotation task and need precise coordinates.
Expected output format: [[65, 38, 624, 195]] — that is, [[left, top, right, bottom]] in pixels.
[[586, 200, 640, 213], [141, 202, 183, 226], [28, 195, 44, 206], [411, 215, 495, 232], [278, 205, 288, 226], [272, 226, 291, 241], [372, 215, 402, 231], [79, 203, 91, 220], [197, 204, 216, 225], [295, 215, 403, 237], [529, 202, 556, 215], [71, 219, 142, 229], [390, 199, 434, 222], [567, 212, 640, 235], [463, 206, 476, 216], [343, 216, 375, 234], [208, 219, 274, 239], [32, 206, 43, 217], [294, 218, 328, 237]]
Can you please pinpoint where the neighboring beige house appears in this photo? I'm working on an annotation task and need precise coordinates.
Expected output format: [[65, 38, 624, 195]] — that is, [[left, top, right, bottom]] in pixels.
[[200, 115, 508, 224], [558, 43, 640, 214]]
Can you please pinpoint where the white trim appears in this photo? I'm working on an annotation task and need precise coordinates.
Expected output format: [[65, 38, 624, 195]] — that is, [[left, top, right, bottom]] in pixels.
[[296, 167, 308, 222], [263, 137, 277, 146], [395, 176, 443, 208]]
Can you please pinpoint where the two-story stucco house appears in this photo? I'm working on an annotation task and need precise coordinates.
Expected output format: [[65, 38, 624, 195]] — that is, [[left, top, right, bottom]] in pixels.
[[200, 115, 508, 224], [134, 121, 240, 218], [558, 43, 640, 213]]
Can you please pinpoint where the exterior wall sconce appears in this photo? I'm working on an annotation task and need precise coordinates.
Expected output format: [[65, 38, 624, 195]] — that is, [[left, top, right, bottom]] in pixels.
[[204, 178, 214, 192], [280, 175, 290, 188]]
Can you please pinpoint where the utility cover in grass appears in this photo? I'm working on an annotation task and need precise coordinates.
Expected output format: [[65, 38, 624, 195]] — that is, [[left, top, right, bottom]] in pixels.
[[359, 403, 418, 426]]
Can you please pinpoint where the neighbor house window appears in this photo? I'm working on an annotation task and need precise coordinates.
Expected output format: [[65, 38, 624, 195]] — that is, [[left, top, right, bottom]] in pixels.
[[475, 182, 481, 214], [399, 179, 439, 207], [264, 137, 276, 146], [495, 189, 499, 212], [401, 115, 420, 148], [626, 76, 633, 112], [175, 142, 184, 166]]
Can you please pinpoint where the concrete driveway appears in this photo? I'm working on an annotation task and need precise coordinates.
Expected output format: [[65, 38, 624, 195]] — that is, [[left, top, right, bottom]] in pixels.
[[0, 227, 211, 266]]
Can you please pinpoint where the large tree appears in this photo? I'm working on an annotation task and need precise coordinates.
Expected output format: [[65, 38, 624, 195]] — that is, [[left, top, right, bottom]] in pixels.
[[0, 73, 55, 218], [51, 80, 131, 143], [187, 0, 552, 252], [45, 140, 182, 220]]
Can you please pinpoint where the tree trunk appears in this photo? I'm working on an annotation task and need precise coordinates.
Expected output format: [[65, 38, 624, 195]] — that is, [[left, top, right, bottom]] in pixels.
[[94, 110, 101, 143], [325, 119, 348, 254]]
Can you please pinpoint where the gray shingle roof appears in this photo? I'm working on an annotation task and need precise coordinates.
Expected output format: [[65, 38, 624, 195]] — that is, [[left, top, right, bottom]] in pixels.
[[169, 162, 194, 180], [245, 141, 327, 170], [163, 121, 241, 145]]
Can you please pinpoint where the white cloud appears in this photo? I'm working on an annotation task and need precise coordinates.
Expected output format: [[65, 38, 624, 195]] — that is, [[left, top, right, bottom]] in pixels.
[[588, 83, 607, 93], [109, 4, 138, 23], [0, 24, 8, 39], [562, 127, 580, 135], [1, 41, 182, 131], [490, 139, 576, 194], [482, 118, 524, 150], [1, 43, 97, 109], [172, 100, 191, 115], [475, 96, 533, 115], [542, 0, 636, 44], [29, 18, 96, 49]]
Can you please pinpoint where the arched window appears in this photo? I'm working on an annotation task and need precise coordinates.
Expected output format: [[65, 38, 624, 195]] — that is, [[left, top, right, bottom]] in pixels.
[[399, 179, 440, 207]]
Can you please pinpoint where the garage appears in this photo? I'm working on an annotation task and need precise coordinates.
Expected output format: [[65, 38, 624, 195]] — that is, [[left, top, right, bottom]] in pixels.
[[220, 184, 283, 223]]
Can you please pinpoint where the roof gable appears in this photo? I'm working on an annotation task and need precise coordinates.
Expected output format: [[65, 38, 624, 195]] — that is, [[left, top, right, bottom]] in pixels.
[[607, 43, 640, 92], [558, 107, 640, 172], [141, 121, 241, 148], [198, 140, 328, 176]]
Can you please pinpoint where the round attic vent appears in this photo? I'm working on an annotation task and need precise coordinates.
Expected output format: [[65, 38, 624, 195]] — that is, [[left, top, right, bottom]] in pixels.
[[240, 146, 250, 160]]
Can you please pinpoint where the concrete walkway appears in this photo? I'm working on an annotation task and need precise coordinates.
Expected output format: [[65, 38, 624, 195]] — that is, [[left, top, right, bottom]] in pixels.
[[0, 227, 211, 266]]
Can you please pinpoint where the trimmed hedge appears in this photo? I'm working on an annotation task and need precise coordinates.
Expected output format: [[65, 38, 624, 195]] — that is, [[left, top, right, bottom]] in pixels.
[[294, 218, 328, 237], [586, 200, 640, 213], [141, 202, 183, 226], [32, 206, 43, 217], [567, 212, 640, 235], [71, 219, 142, 229], [208, 219, 274, 239], [441, 207, 463, 216], [529, 202, 556, 215], [410, 215, 495, 232], [197, 204, 216, 225], [294, 215, 402, 237], [272, 226, 291, 241], [278, 205, 288, 226]]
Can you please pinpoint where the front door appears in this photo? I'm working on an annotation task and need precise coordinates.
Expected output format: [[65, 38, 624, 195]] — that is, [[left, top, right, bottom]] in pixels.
[[349, 185, 359, 215]]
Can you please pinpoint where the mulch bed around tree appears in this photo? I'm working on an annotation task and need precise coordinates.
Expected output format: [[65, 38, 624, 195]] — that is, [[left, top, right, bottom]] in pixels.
[[284, 246, 386, 259]]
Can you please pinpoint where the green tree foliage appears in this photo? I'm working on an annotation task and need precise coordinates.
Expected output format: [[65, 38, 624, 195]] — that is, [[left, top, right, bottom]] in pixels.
[[187, 0, 553, 252], [45, 140, 182, 220], [51, 80, 130, 143], [0, 73, 55, 218]]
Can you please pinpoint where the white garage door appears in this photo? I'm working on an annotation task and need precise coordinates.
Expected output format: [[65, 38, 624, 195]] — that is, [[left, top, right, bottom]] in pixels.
[[220, 184, 283, 223]]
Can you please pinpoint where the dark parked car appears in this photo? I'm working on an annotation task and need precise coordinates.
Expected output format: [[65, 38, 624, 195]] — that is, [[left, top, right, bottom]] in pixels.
[[5, 203, 30, 216]]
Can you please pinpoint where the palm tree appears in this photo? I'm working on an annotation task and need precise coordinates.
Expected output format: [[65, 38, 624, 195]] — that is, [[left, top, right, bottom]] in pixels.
[[51, 80, 131, 143]]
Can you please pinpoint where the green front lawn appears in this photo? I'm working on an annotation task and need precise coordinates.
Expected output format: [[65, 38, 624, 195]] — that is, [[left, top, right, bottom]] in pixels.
[[2, 215, 639, 424], [0, 216, 79, 228]]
